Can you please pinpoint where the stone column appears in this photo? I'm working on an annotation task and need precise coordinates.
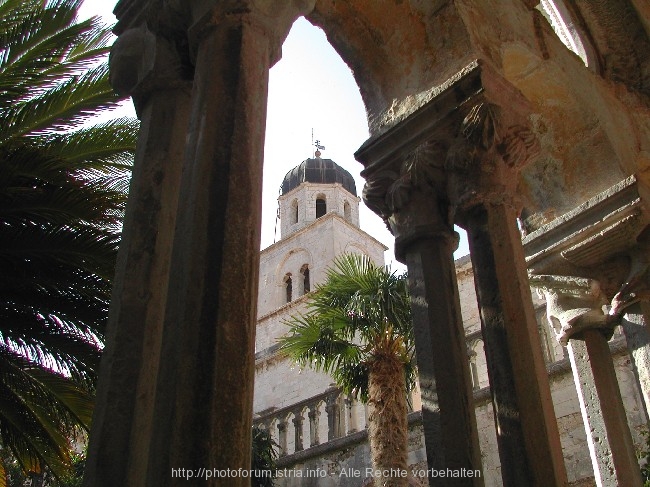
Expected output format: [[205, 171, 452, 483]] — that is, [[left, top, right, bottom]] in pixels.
[[138, 3, 314, 486], [363, 143, 484, 486], [610, 245, 650, 421], [345, 396, 359, 433], [278, 420, 288, 457], [620, 302, 650, 420], [308, 405, 320, 447], [326, 389, 342, 441], [83, 27, 192, 487], [292, 411, 304, 452], [534, 275, 642, 486], [448, 102, 567, 486]]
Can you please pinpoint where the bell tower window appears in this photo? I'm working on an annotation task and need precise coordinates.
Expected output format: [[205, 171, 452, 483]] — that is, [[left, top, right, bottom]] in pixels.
[[284, 274, 292, 303], [316, 197, 326, 219], [291, 199, 298, 224], [300, 264, 310, 294], [344, 201, 351, 221]]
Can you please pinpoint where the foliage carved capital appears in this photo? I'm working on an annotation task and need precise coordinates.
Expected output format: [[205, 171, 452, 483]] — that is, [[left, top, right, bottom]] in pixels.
[[445, 102, 539, 216], [362, 141, 447, 234]]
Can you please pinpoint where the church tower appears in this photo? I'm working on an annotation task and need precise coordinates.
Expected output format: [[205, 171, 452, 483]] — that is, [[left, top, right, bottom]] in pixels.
[[256, 153, 386, 318], [253, 153, 387, 450]]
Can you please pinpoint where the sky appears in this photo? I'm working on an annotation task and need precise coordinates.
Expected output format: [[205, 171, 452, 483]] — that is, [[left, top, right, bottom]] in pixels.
[[78, 2, 469, 269]]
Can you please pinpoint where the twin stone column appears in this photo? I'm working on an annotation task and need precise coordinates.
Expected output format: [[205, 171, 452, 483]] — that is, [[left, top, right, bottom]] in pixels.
[[83, 2, 314, 486], [356, 62, 567, 486], [533, 276, 643, 486]]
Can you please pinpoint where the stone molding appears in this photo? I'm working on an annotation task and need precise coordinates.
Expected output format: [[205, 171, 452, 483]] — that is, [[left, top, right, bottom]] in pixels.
[[524, 176, 650, 272]]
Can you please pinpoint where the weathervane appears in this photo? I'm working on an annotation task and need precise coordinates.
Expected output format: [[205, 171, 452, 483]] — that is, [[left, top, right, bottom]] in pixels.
[[311, 128, 325, 157]]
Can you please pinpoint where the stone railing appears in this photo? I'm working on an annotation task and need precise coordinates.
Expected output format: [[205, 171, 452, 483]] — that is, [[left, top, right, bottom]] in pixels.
[[253, 386, 368, 457], [254, 385, 422, 457]]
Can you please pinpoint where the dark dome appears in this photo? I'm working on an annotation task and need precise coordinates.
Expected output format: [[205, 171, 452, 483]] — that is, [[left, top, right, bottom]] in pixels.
[[281, 158, 357, 196]]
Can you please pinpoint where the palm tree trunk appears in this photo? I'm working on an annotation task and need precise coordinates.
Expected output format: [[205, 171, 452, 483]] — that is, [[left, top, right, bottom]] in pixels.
[[367, 353, 409, 487]]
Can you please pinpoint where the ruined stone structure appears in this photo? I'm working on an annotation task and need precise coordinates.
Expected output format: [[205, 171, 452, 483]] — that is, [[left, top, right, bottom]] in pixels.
[[83, 1, 650, 486]]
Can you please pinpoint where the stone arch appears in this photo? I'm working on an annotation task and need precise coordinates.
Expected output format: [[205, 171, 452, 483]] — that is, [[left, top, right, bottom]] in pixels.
[[300, 263, 310, 295], [557, 0, 650, 94], [305, 2, 451, 134], [283, 273, 292, 303], [343, 200, 351, 221], [300, 2, 642, 225]]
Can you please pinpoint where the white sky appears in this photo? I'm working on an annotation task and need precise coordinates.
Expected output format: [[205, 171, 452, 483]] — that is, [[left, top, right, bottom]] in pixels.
[[78, 2, 469, 269]]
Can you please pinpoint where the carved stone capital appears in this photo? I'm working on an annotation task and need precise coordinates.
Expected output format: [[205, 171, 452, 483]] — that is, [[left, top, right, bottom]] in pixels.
[[446, 101, 539, 219], [109, 25, 192, 110], [362, 140, 446, 219], [362, 141, 455, 258], [530, 275, 616, 345], [187, 0, 316, 66], [610, 244, 650, 316]]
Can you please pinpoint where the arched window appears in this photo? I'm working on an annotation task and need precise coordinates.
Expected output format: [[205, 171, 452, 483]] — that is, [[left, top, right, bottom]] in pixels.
[[284, 273, 292, 303], [300, 264, 310, 294], [343, 201, 351, 221], [291, 199, 298, 224], [316, 196, 326, 219]]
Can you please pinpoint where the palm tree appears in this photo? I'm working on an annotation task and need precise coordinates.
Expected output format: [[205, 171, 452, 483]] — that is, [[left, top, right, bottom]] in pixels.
[[279, 254, 415, 487], [0, 0, 137, 481], [251, 426, 278, 487]]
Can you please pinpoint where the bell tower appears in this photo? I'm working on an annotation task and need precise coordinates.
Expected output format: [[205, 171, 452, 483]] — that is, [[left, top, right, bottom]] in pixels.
[[254, 154, 387, 417], [278, 151, 361, 238]]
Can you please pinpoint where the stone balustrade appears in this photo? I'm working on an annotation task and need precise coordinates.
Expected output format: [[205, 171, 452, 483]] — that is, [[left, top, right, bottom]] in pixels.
[[253, 386, 368, 457]]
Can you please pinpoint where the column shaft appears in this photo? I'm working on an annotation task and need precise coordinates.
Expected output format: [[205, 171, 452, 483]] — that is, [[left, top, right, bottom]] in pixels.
[[568, 329, 642, 486], [621, 302, 650, 421], [145, 19, 270, 486], [402, 235, 483, 486], [465, 203, 567, 486], [84, 86, 191, 487], [293, 414, 304, 452]]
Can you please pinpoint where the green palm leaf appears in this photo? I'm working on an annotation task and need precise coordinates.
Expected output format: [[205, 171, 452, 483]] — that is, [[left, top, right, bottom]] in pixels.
[[0, 0, 138, 478], [279, 254, 415, 401]]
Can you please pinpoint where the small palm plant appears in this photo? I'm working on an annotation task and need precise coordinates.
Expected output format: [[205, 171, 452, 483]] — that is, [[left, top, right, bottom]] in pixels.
[[0, 0, 137, 481], [251, 426, 278, 487], [279, 254, 415, 487]]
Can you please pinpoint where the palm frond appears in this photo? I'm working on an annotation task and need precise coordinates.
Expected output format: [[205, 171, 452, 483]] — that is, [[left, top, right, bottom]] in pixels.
[[0, 346, 92, 477], [0, 0, 135, 477], [280, 254, 416, 400], [1, 64, 121, 142]]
